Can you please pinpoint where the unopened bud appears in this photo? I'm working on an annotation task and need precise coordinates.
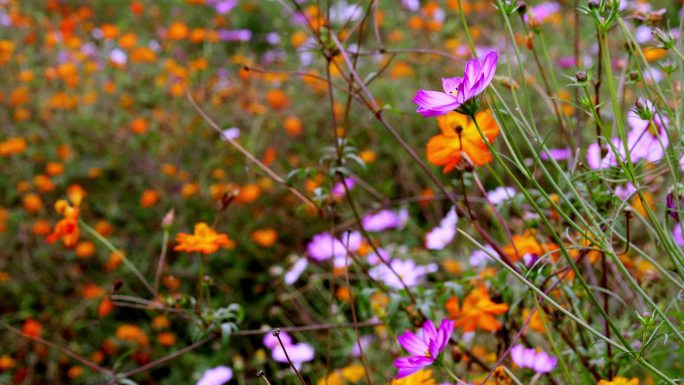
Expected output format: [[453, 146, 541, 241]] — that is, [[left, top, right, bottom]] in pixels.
[[629, 71, 639, 81], [575, 71, 587, 82], [516, 1, 527, 14], [162, 209, 175, 228]]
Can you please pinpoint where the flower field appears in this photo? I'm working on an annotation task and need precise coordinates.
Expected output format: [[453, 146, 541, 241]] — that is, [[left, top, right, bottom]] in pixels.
[[0, 0, 683, 384]]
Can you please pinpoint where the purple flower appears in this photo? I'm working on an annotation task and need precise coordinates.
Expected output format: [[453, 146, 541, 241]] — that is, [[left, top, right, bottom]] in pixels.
[[272, 342, 315, 369], [486, 187, 516, 205], [586, 138, 623, 169], [263, 331, 314, 369], [626, 102, 669, 163], [615, 183, 637, 201], [217, 29, 252, 42], [352, 335, 375, 357], [524, 2, 561, 25], [211, 0, 237, 14], [425, 206, 458, 250], [401, 0, 420, 11], [263, 331, 293, 349], [221, 127, 240, 141], [394, 319, 455, 378], [332, 177, 356, 199], [413, 51, 498, 117], [556, 56, 575, 69], [673, 225, 684, 247], [307, 232, 347, 261], [197, 366, 233, 385], [666, 187, 684, 221], [369, 259, 437, 289], [284, 258, 308, 285], [362, 209, 407, 232], [510, 344, 557, 374], [540, 148, 572, 161], [469, 246, 495, 268]]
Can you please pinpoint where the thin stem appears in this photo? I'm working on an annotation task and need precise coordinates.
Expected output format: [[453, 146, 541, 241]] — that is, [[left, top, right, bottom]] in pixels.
[[274, 329, 308, 385]]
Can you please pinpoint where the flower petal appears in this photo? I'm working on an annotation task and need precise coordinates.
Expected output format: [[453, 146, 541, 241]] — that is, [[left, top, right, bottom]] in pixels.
[[397, 331, 428, 356], [413, 90, 461, 117]]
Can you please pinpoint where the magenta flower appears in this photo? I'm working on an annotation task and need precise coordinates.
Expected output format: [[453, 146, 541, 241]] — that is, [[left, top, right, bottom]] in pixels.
[[413, 51, 498, 117], [394, 319, 455, 378], [510, 344, 557, 374]]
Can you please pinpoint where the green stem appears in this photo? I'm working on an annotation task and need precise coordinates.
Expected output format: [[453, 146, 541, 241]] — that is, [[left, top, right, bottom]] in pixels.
[[439, 362, 468, 385]]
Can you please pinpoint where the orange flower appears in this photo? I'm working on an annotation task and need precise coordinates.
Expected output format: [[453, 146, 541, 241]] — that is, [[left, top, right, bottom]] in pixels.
[[522, 308, 546, 333], [22, 319, 42, 338], [46, 199, 80, 248], [116, 324, 149, 346], [265, 89, 289, 109], [284, 116, 302, 136], [0, 137, 27, 157], [157, 332, 176, 346], [32, 220, 52, 236], [235, 184, 261, 204], [446, 285, 508, 332], [82, 283, 105, 299], [23, 193, 43, 213], [130, 117, 148, 134], [174, 223, 235, 254], [140, 189, 160, 208], [104, 252, 123, 271], [167, 22, 189, 40], [0, 355, 16, 371], [427, 110, 499, 172], [75, 241, 96, 259], [502, 232, 558, 262], [251, 228, 277, 247]]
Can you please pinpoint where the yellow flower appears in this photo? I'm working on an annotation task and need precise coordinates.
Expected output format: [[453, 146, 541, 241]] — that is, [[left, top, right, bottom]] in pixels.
[[390, 369, 437, 385], [341, 364, 366, 382], [598, 377, 639, 385]]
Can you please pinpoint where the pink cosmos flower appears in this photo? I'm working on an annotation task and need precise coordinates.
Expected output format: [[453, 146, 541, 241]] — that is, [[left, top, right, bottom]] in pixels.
[[413, 51, 498, 117], [673, 225, 684, 247], [263, 331, 314, 369], [394, 319, 455, 378], [626, 102, 669, 163], [587, 138, 623, 169], [332, 177, 356, 199], [425, 206, 458, 250], [197, 366, 233, 385], [540, 148, 572, 161], [217, 29, 252, 42], [306, 231, 361, 263], [362, 208, 408, 232], [209, 0, 237, 14], [284, 258, 308, 285], [369, 259, 436, 289], [306, 232, 347, 261], [524, 2, 561, 25], [510, 344, 557, 374], [486, 187, 516, 205]]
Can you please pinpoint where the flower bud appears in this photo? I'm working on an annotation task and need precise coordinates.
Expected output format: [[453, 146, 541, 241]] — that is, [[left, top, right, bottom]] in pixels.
[[575, 71, 587, 82], [516, 1, 527, 14], [162, 209, 175, 228]]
